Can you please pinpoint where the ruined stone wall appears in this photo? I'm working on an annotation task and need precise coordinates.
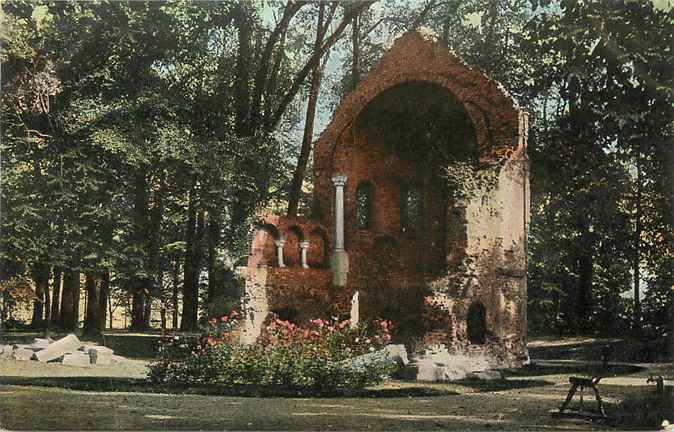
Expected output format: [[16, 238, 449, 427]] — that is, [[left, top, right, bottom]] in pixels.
[[458, 124, 529, 363], [242, 31, 529, 366]]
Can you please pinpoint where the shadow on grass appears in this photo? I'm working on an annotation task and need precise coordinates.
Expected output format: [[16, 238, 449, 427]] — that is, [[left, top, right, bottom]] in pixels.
[[502, 362, 644, 378], [529, 337, 669, 363], [452, 378, 553, 392], [0, 375, 459, 398], [611, 387, 673, 430]]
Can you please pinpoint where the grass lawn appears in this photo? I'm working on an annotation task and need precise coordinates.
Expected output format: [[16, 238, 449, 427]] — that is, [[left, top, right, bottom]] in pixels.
[[0, 336, 671, 431]]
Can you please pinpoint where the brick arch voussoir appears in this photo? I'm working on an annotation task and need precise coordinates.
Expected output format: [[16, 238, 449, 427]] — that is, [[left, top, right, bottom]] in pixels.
[[318, 70, 519, 164]]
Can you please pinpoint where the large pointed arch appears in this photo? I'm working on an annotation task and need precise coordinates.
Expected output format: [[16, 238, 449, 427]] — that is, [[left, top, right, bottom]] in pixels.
[[313, 31, 528, 177]]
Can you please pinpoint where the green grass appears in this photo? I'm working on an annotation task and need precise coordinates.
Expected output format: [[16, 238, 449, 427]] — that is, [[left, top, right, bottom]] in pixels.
[[0, 335, 671, 430]]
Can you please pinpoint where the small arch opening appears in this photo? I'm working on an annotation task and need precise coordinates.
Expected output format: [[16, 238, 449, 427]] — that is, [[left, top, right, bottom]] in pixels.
[[283, 226, 304, 267], [308, 228, 329, 268], [467, 301, 487, 345], [250, 224, 281, 267], [271, 307, 299, 324]]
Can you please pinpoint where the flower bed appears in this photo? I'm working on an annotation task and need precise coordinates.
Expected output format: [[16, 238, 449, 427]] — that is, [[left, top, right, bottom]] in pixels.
[[149, 313, 397, 393]]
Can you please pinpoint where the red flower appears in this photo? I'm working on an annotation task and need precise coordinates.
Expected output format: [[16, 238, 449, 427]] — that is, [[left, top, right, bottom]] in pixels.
[[221, 315, 228, 322]]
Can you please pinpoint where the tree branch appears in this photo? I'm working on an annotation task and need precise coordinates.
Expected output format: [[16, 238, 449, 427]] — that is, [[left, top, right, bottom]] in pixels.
[[249, 0, 308, 133], [410, 0, 438, 30], [266, 1, 375, 132]]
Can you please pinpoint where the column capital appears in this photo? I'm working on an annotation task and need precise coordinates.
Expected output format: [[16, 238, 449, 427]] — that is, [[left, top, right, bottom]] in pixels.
[[274, 239, 286, 247], [331, 173, 347, 187], [299, 241, 310, 249]]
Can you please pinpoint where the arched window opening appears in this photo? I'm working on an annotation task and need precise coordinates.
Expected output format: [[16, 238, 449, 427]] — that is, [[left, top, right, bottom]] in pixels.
[[308, 228, 328, 268], [467, 302, 487, 345], [250, 224, 280, 267], [283, 226, 304, 267], [356, 181, 374, 229], [271, 307, 299, 324], [400, 184, 423, 235]]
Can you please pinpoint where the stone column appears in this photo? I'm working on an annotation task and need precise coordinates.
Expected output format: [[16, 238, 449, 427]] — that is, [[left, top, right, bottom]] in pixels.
[[331, 174, 347, 251], [274, 238, 286, 268], [330, 174, 349, 286], [299, 241, 310, 268]]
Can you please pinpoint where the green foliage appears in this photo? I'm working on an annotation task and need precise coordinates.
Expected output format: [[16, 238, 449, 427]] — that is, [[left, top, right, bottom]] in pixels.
[[1, 0, 670, 338], [444, 161, 500, 204], [523, 0, 672, 335]]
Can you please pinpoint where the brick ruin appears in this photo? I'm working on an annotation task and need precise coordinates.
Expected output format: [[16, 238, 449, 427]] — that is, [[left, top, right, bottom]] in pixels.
[[239, 31, 530, 371]]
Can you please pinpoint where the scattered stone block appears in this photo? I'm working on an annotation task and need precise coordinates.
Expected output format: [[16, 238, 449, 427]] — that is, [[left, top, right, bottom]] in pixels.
[[385, 344, 410, 366], [62, 352, 92, 367], [89, 346, 114, 365], [0, 344, 15, 359], [414, 348, 496, 382], [30, 338, 54, 351], [13, 343, 42, 352], [352, 344, 409, 370], [30, 338, 53, 349], [12, 347, 35, 361], [34, 334, 82, 363], [416, 359, 458, 381], [79, 343, 100, 353], [469, 370, 503, 381]]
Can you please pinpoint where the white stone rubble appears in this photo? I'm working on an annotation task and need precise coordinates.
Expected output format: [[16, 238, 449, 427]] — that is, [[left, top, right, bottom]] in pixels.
[[2, 333, 126, 368]]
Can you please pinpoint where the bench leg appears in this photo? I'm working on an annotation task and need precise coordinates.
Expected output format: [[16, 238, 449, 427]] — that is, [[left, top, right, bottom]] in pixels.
[[592, 386, 607, 418], [559, 384, 579, 412], [579, 386, 584, 412]]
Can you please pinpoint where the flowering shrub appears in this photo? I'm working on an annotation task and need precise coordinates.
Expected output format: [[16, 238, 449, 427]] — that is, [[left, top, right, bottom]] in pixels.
[[149, 314, 397, 392]]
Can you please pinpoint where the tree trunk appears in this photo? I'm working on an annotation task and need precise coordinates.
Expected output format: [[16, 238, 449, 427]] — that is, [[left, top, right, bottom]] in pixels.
[[233, 2, 252, 136], [43, 274, 51, 326], [172, 259, 180, 330], [30, 263, 49, 328], [351, 9, 360, 90], [144, 296, 152, 328], [575, 253, 593, 335], [266, 1, 372, 132], [287, 3, 327, 217], [83, 274, 101, 337], [73, 273, 80, 327], [181, 188, 205, 331], [99, 271, 109, 330], [61, 269, 79, 331], [250, 1, 306, 132], [207, 214, 220, 310], [633, 149, 642, 334], [50, 267, 62, 328], [144, 176, 164, 330], [130, 288, 146, 331], [130, 169, 149, 331]]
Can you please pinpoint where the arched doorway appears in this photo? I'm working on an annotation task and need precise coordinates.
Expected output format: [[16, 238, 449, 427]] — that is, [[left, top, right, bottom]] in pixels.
[[467, 301, 487, 345]]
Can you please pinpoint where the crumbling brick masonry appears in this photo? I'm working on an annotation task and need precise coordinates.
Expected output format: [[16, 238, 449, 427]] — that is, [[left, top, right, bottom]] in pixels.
[[240, 31, 530, 372]]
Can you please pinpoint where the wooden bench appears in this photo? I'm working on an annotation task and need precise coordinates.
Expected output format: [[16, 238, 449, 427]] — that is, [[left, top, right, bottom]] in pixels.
[[553, 344, 612, 420]]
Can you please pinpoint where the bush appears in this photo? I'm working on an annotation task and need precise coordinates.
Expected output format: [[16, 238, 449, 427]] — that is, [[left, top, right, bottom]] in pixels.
[[149, 314, 397, 392]]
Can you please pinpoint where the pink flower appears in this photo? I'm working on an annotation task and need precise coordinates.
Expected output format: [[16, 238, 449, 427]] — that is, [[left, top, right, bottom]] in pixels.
[[221, 315, 228, 322]]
